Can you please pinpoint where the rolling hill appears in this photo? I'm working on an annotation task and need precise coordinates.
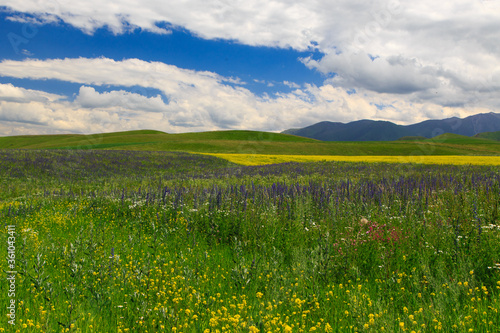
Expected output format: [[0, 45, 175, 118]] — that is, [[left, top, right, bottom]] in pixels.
[[475, 131, 500, 141], [283, 112, 500, 141], [1, 129, 500, 156]]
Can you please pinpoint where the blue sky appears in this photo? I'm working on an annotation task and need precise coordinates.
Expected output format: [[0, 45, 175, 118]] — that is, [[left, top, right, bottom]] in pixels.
[[0, 1, 499, 135], [0, 10, 326, 97], [0, 4, 329, 134]]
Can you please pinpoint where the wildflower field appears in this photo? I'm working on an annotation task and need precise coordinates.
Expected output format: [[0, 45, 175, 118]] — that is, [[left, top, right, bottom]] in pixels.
[[1, 149, 499, 332], [202, 154, 500, 167]]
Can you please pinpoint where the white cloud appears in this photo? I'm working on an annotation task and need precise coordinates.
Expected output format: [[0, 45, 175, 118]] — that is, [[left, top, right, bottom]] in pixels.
[[2, 0, 499, 116], [75, 86, 168, 113], [0, 0, 320, 47], [0, 57, 495, 136], [283, 81, 300, 89], [305, 53, 441, 94], [0, 97, 167, 136], [0, 101, 53, 125], [0, 83, 64, 103]]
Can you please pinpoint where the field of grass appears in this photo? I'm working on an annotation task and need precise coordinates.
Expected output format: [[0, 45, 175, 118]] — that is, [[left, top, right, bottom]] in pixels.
[[475, 131, 500, 142], [2, 130, 500, 156], [1, 149, 499, 332]]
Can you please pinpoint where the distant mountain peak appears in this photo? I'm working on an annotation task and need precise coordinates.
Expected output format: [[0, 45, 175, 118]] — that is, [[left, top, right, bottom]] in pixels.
[[282, 112, 500, 141]]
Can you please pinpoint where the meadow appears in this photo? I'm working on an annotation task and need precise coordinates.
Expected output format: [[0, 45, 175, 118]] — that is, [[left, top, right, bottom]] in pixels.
[[203, 154, 500, 166], [2, 130, 500, 157], [1, 149, 499, 332]]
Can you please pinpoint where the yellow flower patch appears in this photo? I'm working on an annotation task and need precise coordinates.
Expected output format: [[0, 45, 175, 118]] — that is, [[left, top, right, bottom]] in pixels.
[[200, 153, 500, 166]]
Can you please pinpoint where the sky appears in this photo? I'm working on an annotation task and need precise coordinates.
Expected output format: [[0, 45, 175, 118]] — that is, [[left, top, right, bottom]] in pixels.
[[0, 1, 499, 136]]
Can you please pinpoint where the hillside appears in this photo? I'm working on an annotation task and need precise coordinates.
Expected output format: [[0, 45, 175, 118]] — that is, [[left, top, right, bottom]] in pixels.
[[475, 131, 500, 141], [0, 130, 316, 149], [1, 129, 500, 156], [283, 112, 500, 141], [430, 133, 499, 144]]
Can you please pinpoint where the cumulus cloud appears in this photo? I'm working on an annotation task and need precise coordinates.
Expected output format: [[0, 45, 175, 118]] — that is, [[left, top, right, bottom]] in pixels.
[[0, 0, 320, 48], [305, 52, 441, 94], [2, 0, 500, 116], [0, 83, 64, 103], [75, 86, 168, 113], [0, 57, 495, 136], [0, 97, 167, 136]]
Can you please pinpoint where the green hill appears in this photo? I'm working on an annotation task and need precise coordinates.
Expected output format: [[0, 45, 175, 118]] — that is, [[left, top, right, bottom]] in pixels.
[[0, 130, 316, 150], [1, 129, 500, 156], [0, 130, 165, 149], [475, 131, 500, 141], [397, 136, 427, 141], [428, 133, 498, 144]]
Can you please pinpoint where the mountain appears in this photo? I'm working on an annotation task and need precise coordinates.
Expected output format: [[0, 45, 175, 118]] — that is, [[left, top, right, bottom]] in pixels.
[[282, 112, 500, 141]]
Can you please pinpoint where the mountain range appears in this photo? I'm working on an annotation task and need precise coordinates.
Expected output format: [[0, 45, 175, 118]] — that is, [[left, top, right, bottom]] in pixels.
[[282, 112, 500, 141]]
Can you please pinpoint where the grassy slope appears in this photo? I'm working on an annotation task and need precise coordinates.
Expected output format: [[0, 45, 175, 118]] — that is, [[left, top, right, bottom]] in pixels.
[[475, 131, 500, 141], [1, 130, 500, 156]]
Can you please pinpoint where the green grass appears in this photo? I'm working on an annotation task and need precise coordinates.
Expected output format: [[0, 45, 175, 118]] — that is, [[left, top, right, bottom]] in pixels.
[[51, 142, 158, 150], [0, 130, 166, 149], [428, 133, 498, 144], [0, 149, 499, 332], [475, 131, 500, 141], [1, 129, 500, 156], [397, 136, 428, 141]]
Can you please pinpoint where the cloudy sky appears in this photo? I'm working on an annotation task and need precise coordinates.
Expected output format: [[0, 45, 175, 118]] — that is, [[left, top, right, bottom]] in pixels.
[[0, 0, 499, 135]]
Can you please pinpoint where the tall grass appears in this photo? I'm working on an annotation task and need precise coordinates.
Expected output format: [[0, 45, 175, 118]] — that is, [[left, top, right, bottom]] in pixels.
[[0, 149, 499, 332]]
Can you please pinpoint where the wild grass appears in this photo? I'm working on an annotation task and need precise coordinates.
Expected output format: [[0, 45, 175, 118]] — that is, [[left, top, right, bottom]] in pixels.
[[0, 149, 499, 332]]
